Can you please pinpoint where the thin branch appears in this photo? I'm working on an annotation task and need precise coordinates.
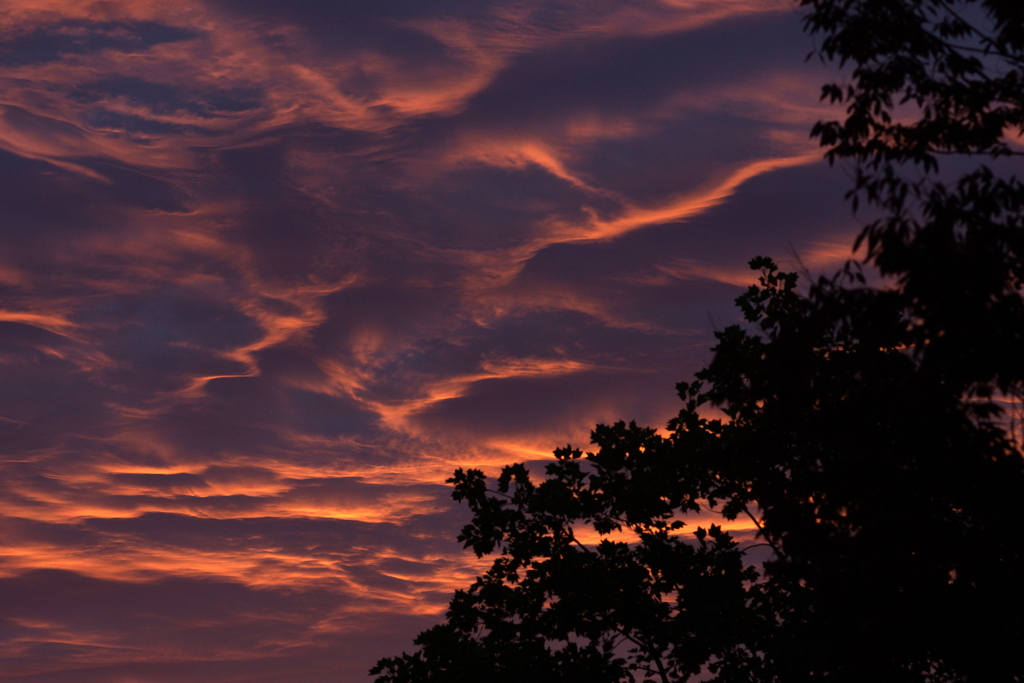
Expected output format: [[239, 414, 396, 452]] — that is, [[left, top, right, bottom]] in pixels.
[[742, 505, 787, 561], [615, 629, 671, 683], [932, 0, 1024, 67], [568, 528, 596, 556]]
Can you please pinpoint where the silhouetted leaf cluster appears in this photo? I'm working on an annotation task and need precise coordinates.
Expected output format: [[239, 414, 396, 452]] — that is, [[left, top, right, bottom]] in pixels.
[[372, 2, 1024, 681]]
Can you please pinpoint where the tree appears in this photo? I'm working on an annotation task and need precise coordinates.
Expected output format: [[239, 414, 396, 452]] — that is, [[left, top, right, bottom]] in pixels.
[[372, 1, 1024, 681]]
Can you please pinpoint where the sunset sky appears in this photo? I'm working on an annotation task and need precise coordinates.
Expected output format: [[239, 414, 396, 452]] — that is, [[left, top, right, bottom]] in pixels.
[[0, 1, 864, 681]]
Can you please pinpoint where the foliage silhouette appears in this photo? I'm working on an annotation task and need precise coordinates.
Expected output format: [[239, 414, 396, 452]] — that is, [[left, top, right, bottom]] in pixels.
[[372, 1, 1024, 681]]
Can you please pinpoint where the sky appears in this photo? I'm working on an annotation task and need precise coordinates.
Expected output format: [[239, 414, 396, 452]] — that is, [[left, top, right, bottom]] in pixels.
[[0, 1, 864, 681]]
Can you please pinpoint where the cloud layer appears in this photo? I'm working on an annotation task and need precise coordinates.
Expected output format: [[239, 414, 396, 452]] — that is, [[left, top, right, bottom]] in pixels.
[[0, 1, 862, 680]]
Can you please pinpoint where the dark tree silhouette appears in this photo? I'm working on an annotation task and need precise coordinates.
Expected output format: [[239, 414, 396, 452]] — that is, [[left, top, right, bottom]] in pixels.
[[372, 2, 1024, 681]]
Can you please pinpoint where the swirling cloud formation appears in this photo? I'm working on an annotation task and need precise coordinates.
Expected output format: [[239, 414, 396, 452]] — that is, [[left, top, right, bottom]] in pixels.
[[0, 1, 860, 680]]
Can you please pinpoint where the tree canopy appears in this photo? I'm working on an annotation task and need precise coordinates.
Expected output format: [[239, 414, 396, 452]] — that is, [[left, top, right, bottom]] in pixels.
[[372, 1, 1024, 681]]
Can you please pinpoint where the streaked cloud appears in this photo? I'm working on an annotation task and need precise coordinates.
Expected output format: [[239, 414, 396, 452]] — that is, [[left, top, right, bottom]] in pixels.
[[0, 1, 863, 680]]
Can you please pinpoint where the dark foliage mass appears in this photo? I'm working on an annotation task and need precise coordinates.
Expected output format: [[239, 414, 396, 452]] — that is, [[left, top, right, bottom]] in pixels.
[[372, 1, 1024, 681]]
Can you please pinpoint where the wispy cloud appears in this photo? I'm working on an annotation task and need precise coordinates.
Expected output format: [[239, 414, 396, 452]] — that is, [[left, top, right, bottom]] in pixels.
[[0, 1, 861, 680]]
